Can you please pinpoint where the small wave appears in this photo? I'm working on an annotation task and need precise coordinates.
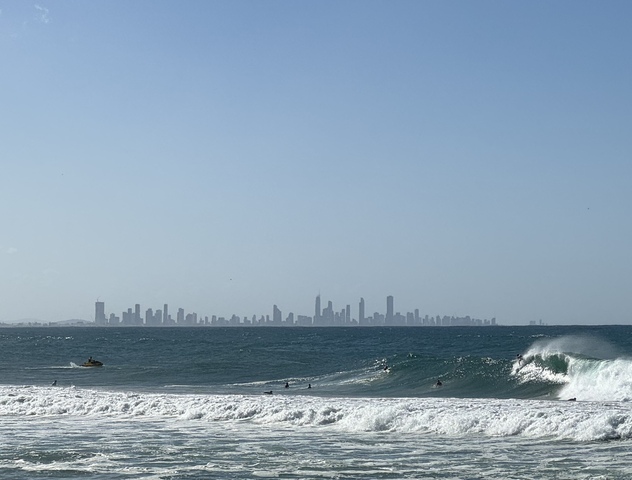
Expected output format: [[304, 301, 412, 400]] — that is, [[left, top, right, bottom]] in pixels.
[[23, 365, 79, 370]]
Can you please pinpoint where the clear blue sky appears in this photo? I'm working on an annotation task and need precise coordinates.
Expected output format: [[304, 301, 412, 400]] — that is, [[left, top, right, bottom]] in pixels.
[[1, 1, 631, 325]]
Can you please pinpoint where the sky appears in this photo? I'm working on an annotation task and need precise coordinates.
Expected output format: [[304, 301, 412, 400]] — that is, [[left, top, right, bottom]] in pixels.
[[1, 1, 631, 325]]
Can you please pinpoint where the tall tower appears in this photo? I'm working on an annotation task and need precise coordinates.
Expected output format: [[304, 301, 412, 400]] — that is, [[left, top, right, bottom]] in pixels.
[[134, 304, 142, 325], [315, 294, 321, 325], [359, 297, 365, 326], [273, 304, 282, 324], [163, 304, 169, 325], [386, 296, 394, 325], [95, 301, 106, 325]]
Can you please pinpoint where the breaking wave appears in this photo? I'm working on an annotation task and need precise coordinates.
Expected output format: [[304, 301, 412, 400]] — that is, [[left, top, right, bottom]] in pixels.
[[513, 335, 632, 402], [1, 385, 630, 442]]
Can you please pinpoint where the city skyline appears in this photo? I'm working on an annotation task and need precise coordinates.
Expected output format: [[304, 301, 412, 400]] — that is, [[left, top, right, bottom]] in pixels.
[[92, 294, 496, 327]]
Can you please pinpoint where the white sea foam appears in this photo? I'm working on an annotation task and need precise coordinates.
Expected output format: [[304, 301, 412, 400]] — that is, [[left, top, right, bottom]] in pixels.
[[558, 357, 632, 402], [1, 386, 630, 442], [511, 356, 569, 384], [514, 335, 632, 402]]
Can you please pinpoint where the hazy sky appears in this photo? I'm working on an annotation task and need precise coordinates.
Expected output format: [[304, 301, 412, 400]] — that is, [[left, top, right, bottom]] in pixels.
[[1, 1, 631, 325]]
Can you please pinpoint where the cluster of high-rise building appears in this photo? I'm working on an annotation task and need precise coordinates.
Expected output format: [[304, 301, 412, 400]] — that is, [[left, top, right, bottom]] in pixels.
[[94, 296, 496, 327]]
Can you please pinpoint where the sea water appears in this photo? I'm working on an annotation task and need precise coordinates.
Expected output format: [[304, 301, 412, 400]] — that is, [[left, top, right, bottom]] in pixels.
[[1, 326, 631, 479]]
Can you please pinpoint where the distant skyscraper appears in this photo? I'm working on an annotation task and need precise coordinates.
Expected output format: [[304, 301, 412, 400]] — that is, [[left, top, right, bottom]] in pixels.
[[326, 301, 333, 325], [95, 301, 106, 325], [135, 304, 141, 325], [359, 298, 365, 325], [273, 305, 282, 324], [123, 307, 133, 325], [163, 304, 169, 325], [315, 294, 321, 324], [386, 296, 394, 325]]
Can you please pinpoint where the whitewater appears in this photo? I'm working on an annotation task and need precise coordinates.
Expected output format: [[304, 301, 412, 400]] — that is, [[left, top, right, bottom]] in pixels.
[[2, 386, 632, 440], [1, 325, 632, 479]]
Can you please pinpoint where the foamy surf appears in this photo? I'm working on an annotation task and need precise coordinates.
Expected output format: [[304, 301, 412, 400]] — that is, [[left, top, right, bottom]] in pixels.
[[1, 386, 630, 442], [514, 335, 632, 402]]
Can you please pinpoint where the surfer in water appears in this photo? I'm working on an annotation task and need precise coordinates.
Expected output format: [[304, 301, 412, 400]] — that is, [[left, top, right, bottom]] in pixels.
[[435, 379, 443, 387], [516, 354, 524, 366], [285, 382, 289, 389]]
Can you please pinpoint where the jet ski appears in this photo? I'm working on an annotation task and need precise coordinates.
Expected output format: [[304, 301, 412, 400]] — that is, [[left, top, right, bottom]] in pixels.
[[81, 359, 103, 367]]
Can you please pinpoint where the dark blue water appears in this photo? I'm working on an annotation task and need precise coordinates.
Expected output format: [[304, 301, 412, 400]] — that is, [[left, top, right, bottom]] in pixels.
[[2, 325, 631, 399]]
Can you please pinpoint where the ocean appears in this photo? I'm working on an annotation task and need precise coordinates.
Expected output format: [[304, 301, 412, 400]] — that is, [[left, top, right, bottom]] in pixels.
[[1, 325, 631, 479]]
